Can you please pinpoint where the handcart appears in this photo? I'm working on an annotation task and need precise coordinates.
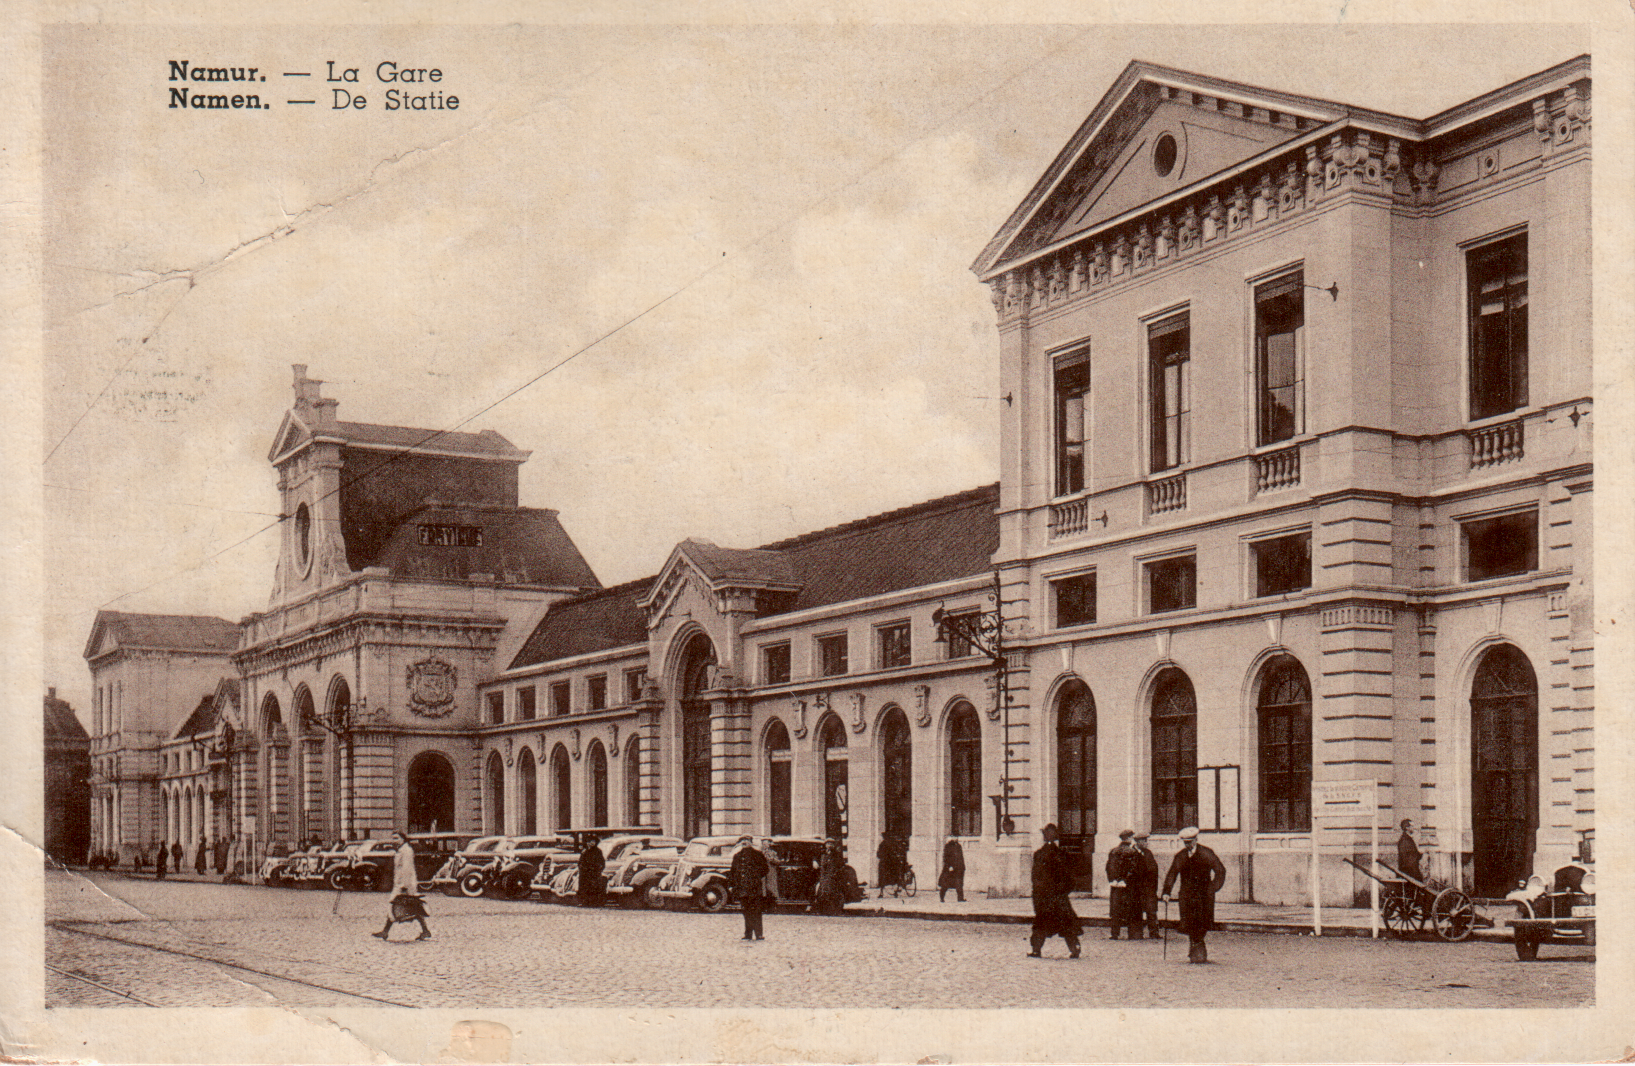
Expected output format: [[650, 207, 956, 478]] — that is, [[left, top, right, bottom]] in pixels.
[[1342, 857, 1488, 941]]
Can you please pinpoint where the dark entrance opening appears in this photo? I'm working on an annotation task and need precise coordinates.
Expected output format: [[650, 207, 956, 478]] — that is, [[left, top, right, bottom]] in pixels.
[[1471, 644, 1538, 897], [679, 635, 716, 840], [1056, 681, 1097, 889], [407, 751, 455, 833], [821, 715, 849, 843]]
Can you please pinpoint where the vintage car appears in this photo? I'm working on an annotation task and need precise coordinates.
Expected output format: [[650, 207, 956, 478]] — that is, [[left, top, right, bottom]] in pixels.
[[428, 836, 508, 896], [275, 840, 354, 887], [528, 827, 666, 900], [653, 836, 862, 913], [324, 832, 479, 892], [546, 835, 684, 906], [473, 836, 569, 900], [1507, 862, 1596, 960]]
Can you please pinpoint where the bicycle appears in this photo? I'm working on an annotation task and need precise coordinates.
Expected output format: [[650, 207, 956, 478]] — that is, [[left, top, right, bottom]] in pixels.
[[880, 864, 917, 898]]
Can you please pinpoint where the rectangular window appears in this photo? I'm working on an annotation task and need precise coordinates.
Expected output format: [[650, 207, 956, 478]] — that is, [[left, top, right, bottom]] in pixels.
[[877, 622, 912, 669], [762, 643, 791, 685], [485, 691, 505, 725], [587, 674, 607, 710], [1464, 510, 1538, 581], [624, 669, 646, 703], [1147, 554, 1197, 614], [1253, 533, 1312, 597], [1256, 273, 1305, 445], [1149, 313, 1190, 471], [1053, 572, 1097, 628], [549, 680, 571, 717], [1468, 232, 1529, 421], [817, 633, 849, 677], [517, 686, 536, 721], [942, 610, 980, 659], [1054, 347, 1090, 496]]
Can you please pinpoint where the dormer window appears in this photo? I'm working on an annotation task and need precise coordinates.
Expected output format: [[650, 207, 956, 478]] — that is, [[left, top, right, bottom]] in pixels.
[[418, 524, 483, 547]]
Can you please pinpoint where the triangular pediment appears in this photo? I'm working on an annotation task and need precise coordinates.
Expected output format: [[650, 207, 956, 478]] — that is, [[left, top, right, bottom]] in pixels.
[[83, 614, 121, 661], [640, 546, 717, 628], [267, 410, 313, 464], [974, 61, 1354, 277]]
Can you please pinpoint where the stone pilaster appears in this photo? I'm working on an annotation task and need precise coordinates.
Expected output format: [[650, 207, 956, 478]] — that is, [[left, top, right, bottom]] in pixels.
[[350, 734, 396, 835], [709, 687, 753, 837]]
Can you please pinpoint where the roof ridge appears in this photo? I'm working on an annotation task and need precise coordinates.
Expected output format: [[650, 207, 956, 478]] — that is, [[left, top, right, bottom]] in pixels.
[[757, 483, 999, 552]]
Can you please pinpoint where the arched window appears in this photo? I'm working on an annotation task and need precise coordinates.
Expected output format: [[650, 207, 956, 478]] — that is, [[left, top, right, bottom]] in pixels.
[[485, 751, 506, 834], [881, 708, 912, 840], [1056, 682, 1096, 848], [765, 720, 792, 836], [587, 741, 609, 827], [408, 751, 456, 833], [551, 745, 572, 831], [1257, 656, 1312, 832], [517, 749, 538, 834], [1471, 644, 1539, 896], [948, 702, 982, 837], [679, 635, 716, 840], [820, 715, 849, 842], [1151, 668, 1197, 833], [624, 732, 642, 825]]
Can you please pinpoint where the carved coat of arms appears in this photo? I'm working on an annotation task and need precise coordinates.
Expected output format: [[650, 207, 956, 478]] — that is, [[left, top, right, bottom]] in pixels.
[[406, 658, 457, 717]]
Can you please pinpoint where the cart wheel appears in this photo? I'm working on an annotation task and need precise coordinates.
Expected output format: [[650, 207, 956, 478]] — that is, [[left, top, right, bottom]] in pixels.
[[1431, 888, 1475, 941], [1514, 934, 1540, 961], [1381, 895, 1415, 937]]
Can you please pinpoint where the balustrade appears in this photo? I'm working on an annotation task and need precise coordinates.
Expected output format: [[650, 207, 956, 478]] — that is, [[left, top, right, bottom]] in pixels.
[[1147, 473, 1186, 515], [1254, 445, 1301, 493], [1050, 497, 1089, 539], [1469, 419, 1524, 468]]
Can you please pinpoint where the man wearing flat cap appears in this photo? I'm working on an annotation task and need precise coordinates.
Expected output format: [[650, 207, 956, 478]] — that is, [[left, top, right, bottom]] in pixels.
[[729, 835, 770, 942], [1029, 824, 1082, 958], [1162, 826, 1227, 963], [1105, 829, 1138, 939], [1130, 831, 1161, 940]]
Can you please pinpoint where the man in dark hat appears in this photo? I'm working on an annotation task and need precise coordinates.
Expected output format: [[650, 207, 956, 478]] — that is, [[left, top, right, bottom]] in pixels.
[[578, 837, 606, 907], [1397, 819, 1423, 882], [1162, 827, 1227, 963], [729, 835, 770, 941], [1105, 829, 1136, 939], [1029, 824, 1082, 958], [1130, 831, 1161, 939], [938, 837, 966, 903]]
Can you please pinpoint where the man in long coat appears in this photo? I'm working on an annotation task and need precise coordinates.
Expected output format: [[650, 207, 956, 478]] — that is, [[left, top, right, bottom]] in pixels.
[[373, 831, 431, 941], [1396, 819, 1423, 882], [155, 840, 168, 879], [1029, 823, 1081, 958], [577, 839, 606, 907], [1162, 826, 1228, 963], [1129, 831, 1161, 939], [937, 838, 966, 903], [728, 836, 770, 941], [1105, 829, 1136, 938]]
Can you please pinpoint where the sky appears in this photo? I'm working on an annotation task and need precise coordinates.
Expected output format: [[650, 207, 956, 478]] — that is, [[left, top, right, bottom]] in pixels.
[[38, 20, 1597, 717]]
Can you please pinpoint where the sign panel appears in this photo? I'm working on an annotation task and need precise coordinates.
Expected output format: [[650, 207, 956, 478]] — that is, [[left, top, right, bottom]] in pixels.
[[1311, 779, 1377, 817]]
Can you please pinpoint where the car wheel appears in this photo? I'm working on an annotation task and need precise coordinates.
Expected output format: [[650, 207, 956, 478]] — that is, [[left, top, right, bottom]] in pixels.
[[325, 867, 351, 891], [1582, 921, 1595, 948], [497, 870, 532, 901], [1514, 934, 1540, 961], [458, 870, 488, 897], [633, 882, 658, 910], [697, 882, 730, 912]]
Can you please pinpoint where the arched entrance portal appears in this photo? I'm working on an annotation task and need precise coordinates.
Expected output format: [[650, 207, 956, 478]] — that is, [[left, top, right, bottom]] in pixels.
[[820, 715, 849, 843], [678, 635, 716, 840], [881, 708, 912, 841], [1055, 680, 1096, 889], [1471, 644, 1538, 897], [407, 752, 456, 833]]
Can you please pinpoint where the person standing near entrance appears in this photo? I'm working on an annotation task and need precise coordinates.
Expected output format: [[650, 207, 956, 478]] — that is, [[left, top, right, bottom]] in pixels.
[[195, 839, 208, 875], [171, 841, 184, 872], [155, 840, 168, 880], [1162, 827, 1227, 963], [578, 838, 606, 907], [373, 831, 431, 942], [1130, 831, 1161, 939], [1397, 819, 1423, 882], [1105, 829, 1136, 938], [938, 838, 966, 903], [729, 836, 770, 941], [1029, 824, 1082, 958]]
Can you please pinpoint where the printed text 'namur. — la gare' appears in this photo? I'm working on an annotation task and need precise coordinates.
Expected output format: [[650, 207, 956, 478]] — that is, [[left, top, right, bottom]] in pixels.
[[168, 60, 460, 111]]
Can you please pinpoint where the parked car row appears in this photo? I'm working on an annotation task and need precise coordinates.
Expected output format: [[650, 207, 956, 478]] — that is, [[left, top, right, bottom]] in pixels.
[[254, 829, 866, 914]]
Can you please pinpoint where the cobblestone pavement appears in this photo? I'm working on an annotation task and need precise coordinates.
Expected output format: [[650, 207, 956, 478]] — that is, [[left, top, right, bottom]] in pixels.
[[46, 870, 1592, 1010]]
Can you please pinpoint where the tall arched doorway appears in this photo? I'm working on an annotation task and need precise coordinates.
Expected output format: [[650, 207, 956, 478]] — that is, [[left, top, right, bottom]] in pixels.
[[1151, 668, 1197, 833], [766, 720, 792, 836], [408, 751, 456, 833], [260, 693, 290, 844], [881, 708, 912, 841], [485, 751, 506, 834], [1471, 644, 1538, 896], [678, 635, 716, 840], [517, 750, 538, 834], [551, 745, 572, 830], [948, 701, 982, 837], [587, 741, 609, 827], [625, 733, 642, 825], [1056, 680, 1096, 888], [821, 715, 849, 843], [1257, 656, 1312, 833]]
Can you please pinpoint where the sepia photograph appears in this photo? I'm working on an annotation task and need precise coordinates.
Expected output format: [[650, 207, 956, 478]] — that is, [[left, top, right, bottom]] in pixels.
[[8, 5, 1632, 1063]]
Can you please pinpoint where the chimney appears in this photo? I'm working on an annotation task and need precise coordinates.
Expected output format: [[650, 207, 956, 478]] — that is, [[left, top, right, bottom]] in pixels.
[[292, 365, 338, 428], [48, 686, 56, 699]]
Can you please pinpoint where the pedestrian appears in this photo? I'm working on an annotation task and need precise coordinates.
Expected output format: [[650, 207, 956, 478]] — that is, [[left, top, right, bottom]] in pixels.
[[938, 838, 966, 903], [133, 845, 146, 874], [1397, 819, 1423, 882], [875, 834, 897, 897], [373, 831, 431, 942], [728, 835, 770, 941], [171, 840, 184, 871], [1130, 831, 1160, 939], [814, 838, 845, 916], [578, 838, 606, 907], [225, 835, 244, 884], [155, 840, 168, 880], [214, 835, 228, 875], [1106, 829, 1137, 938], [1028, 823, 1082, 958], [195, 838, 208, 875], [1161, 826, 1227, 963]]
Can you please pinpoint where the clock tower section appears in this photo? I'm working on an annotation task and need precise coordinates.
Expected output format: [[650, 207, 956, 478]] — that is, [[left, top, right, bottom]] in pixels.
[[266, 365, 349, 607]]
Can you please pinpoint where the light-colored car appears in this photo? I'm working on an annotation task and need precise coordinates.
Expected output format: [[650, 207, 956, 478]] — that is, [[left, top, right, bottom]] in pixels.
[[1507, 862, 1595, 960], [653, 836, 860, 913], [548, 835, 684, 907], [429, 836, 508, 896], [528, 827, 666, 900]]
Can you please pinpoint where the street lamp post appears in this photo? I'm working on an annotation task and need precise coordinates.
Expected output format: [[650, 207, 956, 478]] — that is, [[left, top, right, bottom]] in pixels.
[[932, 572, 1016, 841]]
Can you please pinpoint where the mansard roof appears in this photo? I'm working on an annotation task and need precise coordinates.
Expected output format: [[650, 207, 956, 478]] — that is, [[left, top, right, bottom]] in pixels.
[[367, 503, 602, 589], [84, 610, 241, 660], [269, 410, 529, 466], [509, 484, 1000, 670], [44, 691, 87, 741], [972, 55, 1592, 280], [174, 693, 221, 739]]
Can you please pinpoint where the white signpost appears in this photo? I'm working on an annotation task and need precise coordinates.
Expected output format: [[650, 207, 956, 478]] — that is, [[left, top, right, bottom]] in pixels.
[[1310, 779, 1380, 937]]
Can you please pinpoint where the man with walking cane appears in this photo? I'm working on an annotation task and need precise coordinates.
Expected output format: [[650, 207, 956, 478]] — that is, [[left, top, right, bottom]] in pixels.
[[1162, 826, 1227, 963]]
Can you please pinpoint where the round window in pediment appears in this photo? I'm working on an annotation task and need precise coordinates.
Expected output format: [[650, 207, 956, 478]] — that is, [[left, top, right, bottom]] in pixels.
[[1153, 133, 1179, 178], [295, 502, 312, 572]]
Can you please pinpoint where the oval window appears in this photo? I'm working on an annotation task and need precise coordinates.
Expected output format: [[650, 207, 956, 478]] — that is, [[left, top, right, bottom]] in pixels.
[[295, 502, 312, 570], [1153, 133, 1178, 178]]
